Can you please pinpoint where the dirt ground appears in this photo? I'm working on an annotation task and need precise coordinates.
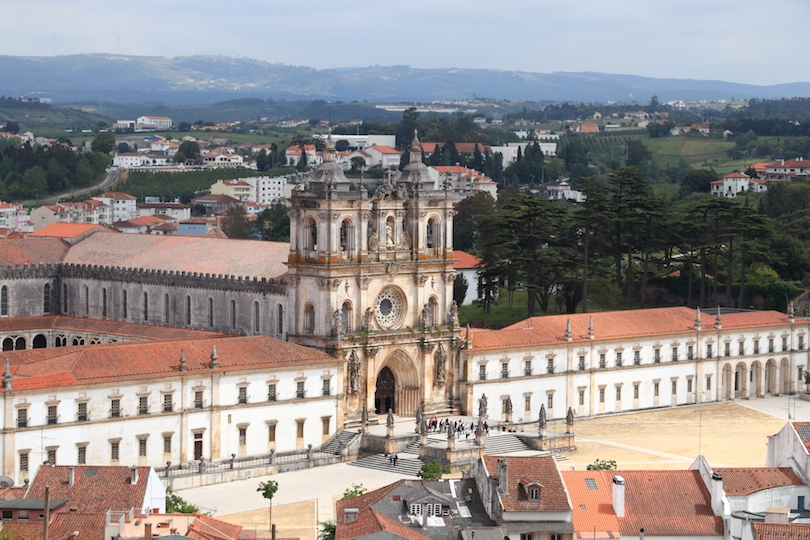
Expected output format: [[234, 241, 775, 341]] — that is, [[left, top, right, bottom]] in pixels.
[[221, 500, 317, 540]]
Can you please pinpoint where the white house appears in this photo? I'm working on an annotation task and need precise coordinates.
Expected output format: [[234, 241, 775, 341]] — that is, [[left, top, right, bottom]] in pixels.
[[0, 202, 30, 232], [453, 250, 482, 306], [711, 171, 767, 198], [93, 192, 137, 223], [202, 153, 244, 168], [136, 116, 172, 130], [249, 176, 289, 204], [138, 202, 191, 221], [113, 153, 143, 169], [762, 158, 810, 182], [546, 179, 586, 202], [362, 145, 401, 169]]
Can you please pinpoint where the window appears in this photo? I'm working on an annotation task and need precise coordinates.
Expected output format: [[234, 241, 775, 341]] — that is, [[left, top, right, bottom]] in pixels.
[[599, 388, 605, 403], [102, 288, 107, 317], [19, 452, 28, 472], [139, 439, 147, 457], [725, 342, 731, 357], [239, 427, 247, 446], [142, 292, 148, 321], [502, 398, 510, 414], [672, 347, 678, 362], [296, 420, 305, 439], [552, 534, 562, 540], [599, 353, 606, 368], [342, 302, 352, 333], [524, 395, 531, 412], [769, 338, 774, 353], [47, 405, 57, 425], [253, 302, 260, 333], [0, 285, 7, 316], [17, 408, 27, 428], [754, 340, 760, 355], [185, 296, 191, 326], [83, 285, 89, 315], [110, 441, 120, 461], [194, 391, 203, 409], [800, 335, 805, 350], [578, 390, 585, 406], [501, 363, 509, 379], [277, 304, 283, 335], [615, 352, 623, 368], [1, 510, 11, 521], [529, 488, 540, 501], [163, 394, 173, 413], [707, 377, 712, 390], [163, 435, 172, 454], [268, 384, 277, 402], [578, 355, 586, 371], [268, 423, 277, 442], [616, 386, 622, 401], [77, 447, 85, 465], [208, 298, 214, 327], [654, 382, 660, 397], [138, 396, 148, 415], [672, 380, 677, 395], [546, 358, 553, 374], [77, 402, 87, 422], [783, 337, 789, 352], [654, 349, 660, 363], [322, 379, 331, 397], [238, 387, 248, 405], [165, 294, 170, 324], [322, 417, 330, 436], [296, 381, 305, 399], [547, 393, 554, 409], [687, 345, 694, 360], [525, 360, 533, 376], [633, 384, 639, 399], [62, 284, 67, 314], [110, 398, 120, 418], [304, 304, 315, 333], [410, 504, 422, 515], [43, 284, 51, 314], [634, 350, 640, 365], [706, 344, 713, 359], [739, 341, 745, 356], [521, 535, 534, 540], [122, 290, 128, 319], [479, 364, 486, 381], [47, 449, 56, 465], [687, 379, 693, 393]]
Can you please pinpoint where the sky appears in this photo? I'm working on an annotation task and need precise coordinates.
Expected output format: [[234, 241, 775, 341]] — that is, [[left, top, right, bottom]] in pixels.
[[3, 0, 809, 86]]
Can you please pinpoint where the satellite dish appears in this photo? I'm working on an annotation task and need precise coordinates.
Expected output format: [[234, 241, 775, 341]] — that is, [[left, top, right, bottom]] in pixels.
[[0, 476, 15, 488]]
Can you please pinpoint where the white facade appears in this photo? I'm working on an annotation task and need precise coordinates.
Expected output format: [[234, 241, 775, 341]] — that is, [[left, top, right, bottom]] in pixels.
[[138, 203, 191, 221], [249, 176, 288, 204], [136, 116, 172, 130], [113, 153, 143, 169], [491, 142, 557, 169], [202, 153, 244, 168], [311, 134, 396, 150], [93, 193, 137, 223], [0, 202, 30, 232], [362, 146, 401, 169], [711, 172, 767, 198]]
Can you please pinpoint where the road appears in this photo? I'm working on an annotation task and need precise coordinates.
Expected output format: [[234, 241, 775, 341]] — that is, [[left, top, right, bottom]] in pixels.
[[18, 167, 121, 207]]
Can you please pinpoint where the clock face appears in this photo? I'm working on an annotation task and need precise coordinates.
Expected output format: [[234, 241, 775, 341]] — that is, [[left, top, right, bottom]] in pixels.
[[375, 287, 404, 328]]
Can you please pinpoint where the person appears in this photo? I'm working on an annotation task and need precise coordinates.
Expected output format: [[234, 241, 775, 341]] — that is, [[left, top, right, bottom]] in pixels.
[[393, 453, 399, 466]]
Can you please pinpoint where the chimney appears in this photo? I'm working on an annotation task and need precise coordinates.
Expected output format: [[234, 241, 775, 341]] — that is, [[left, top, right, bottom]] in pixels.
[[612, 475, 625, 517], [68, 466, 75, 486], [343, 508, 358, 525], [497, 459, 509, 494], [131, 466, 138, 485], [694, 307, 702, 331], [710, 471, 724, 515], [564, 318, 572, 342], [144, 523, 152, 540], [587, 316, 594, 340], [764, 508, 789, 524]]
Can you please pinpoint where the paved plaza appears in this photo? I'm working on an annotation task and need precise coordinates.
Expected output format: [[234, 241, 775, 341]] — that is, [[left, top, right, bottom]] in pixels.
[[178, 394, 807, 539]]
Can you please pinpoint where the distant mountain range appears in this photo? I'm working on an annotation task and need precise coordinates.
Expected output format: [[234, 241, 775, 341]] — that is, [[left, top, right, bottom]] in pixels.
[[2, 54, 809, 105]]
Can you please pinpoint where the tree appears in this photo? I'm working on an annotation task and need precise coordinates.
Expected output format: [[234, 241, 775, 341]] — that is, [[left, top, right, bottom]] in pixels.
[[91, 133, 116, 154], [257, 480, 279, 532], [453, 272, 469, 307], [350, 156, 366, 172], [318, 521, 336, 540], [254, 201, 290, 241], [117, 142, 130, 153], [587, 459, 617, 470], [647, 94, 660, 114], [625, 140, 651, 168], [173, 151, 187, 164], [166, 486, 200, 513], [3, 121, 20, 134], [679, 169, 718, 197], [335, 139, 350, 152], [178, 141, 201, 160], [417, 460, 450, 479], [341, 483, 366, 500], [221, 205, 254, 239], [22, 165, 48, 199], [178, 122, 192, 132]]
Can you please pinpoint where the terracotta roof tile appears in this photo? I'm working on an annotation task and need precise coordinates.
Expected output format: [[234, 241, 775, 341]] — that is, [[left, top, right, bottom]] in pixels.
[[366, 145, 401, 155], [561, 471, 620, 539], [791, 422, 810, 451], [27, 465, 153, 514], [0, 315, 227, 341], [713, 467, 803, 496], [453, 250, 482, 270], [754, 522, 810, 540], [30, 223, 109, 239], [63, 233, 289, 279], [48, 512, 108, 540], [0, 237, 69, 266], [187, 514, 244, 540], [0, 521, 41, 540], [483, 456, 570, 513]]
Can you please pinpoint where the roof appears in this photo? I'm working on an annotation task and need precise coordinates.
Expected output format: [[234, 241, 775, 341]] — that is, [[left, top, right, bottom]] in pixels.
[[723, 171, 750, 179], [46, 514, 110, 540], [192, 194, 241, 204], [471, 307, 797, 352], [0, 315, 227, 341], [0, 237, 69, 266], [30, 223, 107, 239], [27, 465, 152, 514], [98, 192, 137, 200], [483, 456, 571, 513], [187, 514, 243, 540], [713, 467, 804, 496], [3, 335, 338, 391], [453, 250, 481, 270], [139, 203, 189, 209], [62, 232, 289, 279], [792, 422, 810, 452], [753, 522, 810, 540], [366, 145, 401, 155], [561, 471, 620, 539]]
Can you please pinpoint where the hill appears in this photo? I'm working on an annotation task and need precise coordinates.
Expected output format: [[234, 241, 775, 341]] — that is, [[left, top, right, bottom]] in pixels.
[[0, 97, 112, 131], [1, 54, 809, 105]]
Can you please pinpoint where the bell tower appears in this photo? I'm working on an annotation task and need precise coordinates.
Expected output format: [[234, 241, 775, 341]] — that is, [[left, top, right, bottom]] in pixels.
[[286, 130, 461, 423]]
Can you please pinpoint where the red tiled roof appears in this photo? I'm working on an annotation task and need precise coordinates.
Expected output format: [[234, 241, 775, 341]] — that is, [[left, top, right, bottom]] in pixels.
[[49, 512, 107, 540], [27, 465, 152, 514], [561, 471, 620, 539], [0, 315, 227, 341], [30, 223, 107, 239], [366, 145, 401, 155], [3, 335, 338, 390], [753, 522, 810, 540], [713, 467, 803, 496], [792, 422, 810, 452], [187, 514, 244, 540], [453, 250, 482, 270], [99, 192, 137, 200], [723, 171, 750, 179], [0, 521, 41, 540], [483, 456, 570, 513], [471, 307, 796, 352], [0, 237, 70, 266]]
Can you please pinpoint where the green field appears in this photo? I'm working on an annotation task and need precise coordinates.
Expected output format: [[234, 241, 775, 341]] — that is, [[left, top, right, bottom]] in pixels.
[[640, 135, 778, 174]]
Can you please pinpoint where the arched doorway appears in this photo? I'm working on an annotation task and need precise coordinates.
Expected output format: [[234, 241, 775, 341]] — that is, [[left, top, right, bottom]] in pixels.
[[734, 362, 748, 399], [32, 335, 47, 349], [375, 367, 395, 414]]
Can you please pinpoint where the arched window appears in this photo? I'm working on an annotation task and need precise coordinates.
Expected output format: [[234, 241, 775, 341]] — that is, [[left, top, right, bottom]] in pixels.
[[340, 218, 354, 257], [102, 288, 107, 318], [0, 285, 7, 317], [185, 296, 191, 326], [43, 284, 51, 314], [277, 304, 284, 336], [427, 296, 437, 326], [253, 302, 260, 333], [426, 217, 439, 249], [230, 300, 236, 329], [143, 292, 149, 321], [341, 301, 352, 334], [122, 290, 128, 319], [304, 218, 318, 253], [83, 285, 89, 316], [304, 303, 315, 334], [385, 216, 395, 246], [164, 294, 170, 324], [62, 284, 67, 314], [14, 337, 25, 350], [208, 298, 214, 327]]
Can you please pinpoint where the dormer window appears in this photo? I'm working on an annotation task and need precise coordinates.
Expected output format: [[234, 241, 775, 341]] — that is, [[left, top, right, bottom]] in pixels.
[[521, 480, 544, 501], [529, 488, 540, 501]]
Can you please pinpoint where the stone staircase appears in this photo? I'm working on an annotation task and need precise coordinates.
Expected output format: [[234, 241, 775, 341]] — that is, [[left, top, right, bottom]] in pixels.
[[322, 430, 360, 455], [348, 454, 423, 477]]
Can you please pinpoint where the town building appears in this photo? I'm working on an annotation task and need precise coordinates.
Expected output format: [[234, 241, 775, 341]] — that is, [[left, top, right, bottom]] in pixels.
[[453, 250, 482, 306], [761, 158, 810, 182], [138, 202, 191, 221], [545, 179, 586, 202], [0, 201, 31, 232], [359, 145, 402, 169], [711, 171, 767, 198], [432, 165, 498, 201], [202, 153, 244, 168], [210, 179, 254, 201], [136, 116, 173, 130], [92, 193, 137, 223]]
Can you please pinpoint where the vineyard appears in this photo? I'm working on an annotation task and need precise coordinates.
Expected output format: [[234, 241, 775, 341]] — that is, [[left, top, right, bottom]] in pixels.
[[578, 132, 646, 154], [118, 168, 294, 202]]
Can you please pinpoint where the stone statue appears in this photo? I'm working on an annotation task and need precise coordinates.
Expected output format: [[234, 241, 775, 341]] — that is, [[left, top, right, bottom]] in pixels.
[[505, 396, 513, 414], [479, 394, 488, 418], [434, 344, 447, 384], [348, 350, 360, 394], [363, 307, 374, 331], [400, 230, 411, 249], [385, 225, 394, 246], [539, 404, 547, 429], [421, 304, 430, 327], [333, 309, 343, 337], [387, 408, 394, 428], [566, 407, 575, 434], [368, 231, 379, 251], [450, 301, 459, 327], [361, 405, 369, 426]]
